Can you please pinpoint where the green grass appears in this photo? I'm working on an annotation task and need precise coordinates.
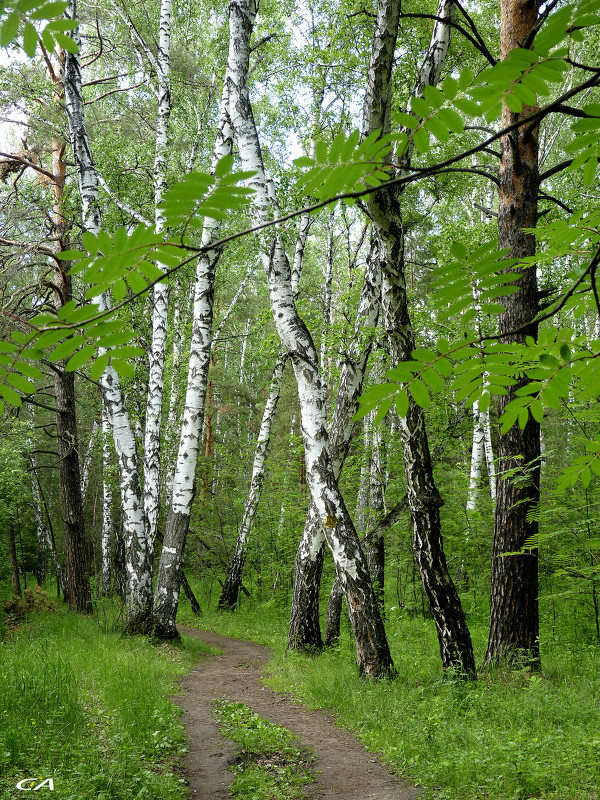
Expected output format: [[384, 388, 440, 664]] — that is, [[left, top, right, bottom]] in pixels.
[[214, 700, 314, 800], [0, 607, 211, 800], [179, 584, 600, 800]]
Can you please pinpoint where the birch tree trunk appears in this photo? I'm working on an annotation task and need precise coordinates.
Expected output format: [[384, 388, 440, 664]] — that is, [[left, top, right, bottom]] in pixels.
[[466, 400, 486, 512], [80, 419, 98, 501], [485, 0, 541, 668], [150, 78, 234, 639], [101, 406, 113, 596], [144, 0, 173, 558], [63, 1, 151, 628], [229, 0, 392, 677], [218, 352, 287, 609], [363, 0, 476, 675], [288, 241, 382, 650]]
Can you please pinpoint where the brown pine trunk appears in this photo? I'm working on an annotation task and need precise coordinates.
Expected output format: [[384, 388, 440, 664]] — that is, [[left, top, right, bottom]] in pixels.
[[50, 124, 92, 615], [486, 0, 541, 668]]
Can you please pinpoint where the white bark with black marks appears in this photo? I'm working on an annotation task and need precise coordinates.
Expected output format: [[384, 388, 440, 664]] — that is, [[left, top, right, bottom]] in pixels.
[[363, 0, 476, 675], [62, 5, 151, 627], [144, 0, 172, 556], [151, 73, 234, 639]]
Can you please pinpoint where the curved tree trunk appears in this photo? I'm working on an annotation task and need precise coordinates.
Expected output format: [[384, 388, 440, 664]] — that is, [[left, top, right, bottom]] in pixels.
[[485, 0, 541, 669], [288, 241, 382, 651], [229, 0, 392, 677]]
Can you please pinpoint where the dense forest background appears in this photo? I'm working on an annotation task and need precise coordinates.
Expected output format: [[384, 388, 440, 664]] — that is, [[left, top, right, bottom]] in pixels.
[[0, 0, 600, 677]]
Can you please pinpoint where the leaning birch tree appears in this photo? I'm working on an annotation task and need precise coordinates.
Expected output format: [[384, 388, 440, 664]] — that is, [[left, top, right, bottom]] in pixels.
[[227, 0, 393, 677]]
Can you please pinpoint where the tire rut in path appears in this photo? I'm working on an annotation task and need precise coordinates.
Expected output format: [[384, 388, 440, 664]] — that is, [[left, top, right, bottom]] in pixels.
[[176, 627, 421, 800]]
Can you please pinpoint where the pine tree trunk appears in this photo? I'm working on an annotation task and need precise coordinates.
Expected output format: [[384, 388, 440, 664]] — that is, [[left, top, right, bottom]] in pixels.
[[486, 0, 541, 668], [48, 75, 92, 613], [363, 0, 475, 676], [54, 365, 92, 613], [63, 3, 153, 629]]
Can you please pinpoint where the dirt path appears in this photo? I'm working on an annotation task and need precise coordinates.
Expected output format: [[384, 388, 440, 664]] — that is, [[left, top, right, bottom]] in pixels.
[[176, 627, 421, 800]]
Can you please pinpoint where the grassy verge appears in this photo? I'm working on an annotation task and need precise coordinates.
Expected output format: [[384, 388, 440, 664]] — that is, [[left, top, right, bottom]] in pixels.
[[0, 605, 211, 800], [179, 587, 600, 800], [214, 700, 314, 800]]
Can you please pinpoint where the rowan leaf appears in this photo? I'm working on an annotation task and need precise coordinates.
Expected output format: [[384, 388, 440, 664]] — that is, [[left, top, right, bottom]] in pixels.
[[65, 346, 95, 372], [409, 378, 430, 409], [1, 12, 20, 46]]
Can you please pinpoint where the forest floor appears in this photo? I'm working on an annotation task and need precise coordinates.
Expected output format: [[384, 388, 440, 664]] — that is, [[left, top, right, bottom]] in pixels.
[[177, 626, 421, 800]]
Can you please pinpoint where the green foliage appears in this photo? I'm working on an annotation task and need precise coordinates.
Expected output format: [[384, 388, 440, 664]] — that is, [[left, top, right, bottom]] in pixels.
[[214, 701, 314, 800], [185, 593, 600, 800], [0, 609, 210, 799], [0, 157, 257, 406], [0, 0, 77, 56]]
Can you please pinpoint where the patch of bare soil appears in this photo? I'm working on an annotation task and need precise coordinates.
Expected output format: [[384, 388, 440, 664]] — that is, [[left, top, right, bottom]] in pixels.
[[176, 627, 421, 800]]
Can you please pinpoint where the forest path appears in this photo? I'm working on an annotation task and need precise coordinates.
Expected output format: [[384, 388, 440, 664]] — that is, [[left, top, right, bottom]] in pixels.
[[176, 626, 421, 800]]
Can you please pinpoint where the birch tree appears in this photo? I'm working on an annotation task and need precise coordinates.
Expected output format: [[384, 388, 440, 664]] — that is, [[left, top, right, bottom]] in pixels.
[[226, 0, 393, 677], [149, 74, 235, 640], [362, 0, 476, 675]]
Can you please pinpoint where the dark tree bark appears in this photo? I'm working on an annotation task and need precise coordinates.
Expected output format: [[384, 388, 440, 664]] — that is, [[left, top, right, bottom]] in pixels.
[[54, 365, 92, 613], [485, 0, 541, 668], [363, 0, 476, 676], [8, 524, 22, 597], [181, 571, 201, 615], [325, 577, 343, 646], [48, 114, 91, 615], [289, 545, 325, 649]]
